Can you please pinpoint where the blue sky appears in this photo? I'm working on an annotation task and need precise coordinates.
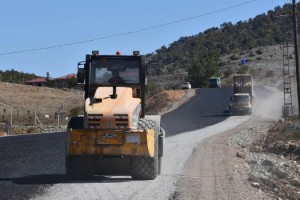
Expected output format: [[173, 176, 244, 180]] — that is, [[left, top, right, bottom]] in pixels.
[[0, 0, 289, 77]]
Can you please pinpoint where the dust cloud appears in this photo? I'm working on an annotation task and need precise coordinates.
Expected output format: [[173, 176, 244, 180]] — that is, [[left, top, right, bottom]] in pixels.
[[253, 86, 283, 120]]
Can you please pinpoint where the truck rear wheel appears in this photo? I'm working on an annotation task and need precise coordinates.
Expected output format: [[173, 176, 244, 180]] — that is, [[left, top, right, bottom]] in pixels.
[[248, 108, 253, 115], [131, 118, 159, 180]]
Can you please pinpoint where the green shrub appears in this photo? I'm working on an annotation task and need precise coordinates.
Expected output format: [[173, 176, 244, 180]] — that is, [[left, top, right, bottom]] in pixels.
[[256, 49, 263, 55], [238, 66, 249, 74], [224, 69, 234, 77], [249, 52, 256, 57], [27, 127, 41, 133], [70, 107, 83, 118], [147, 81, 161, 97], [164, 82, 180, 90], [218, 61, 226, 67], [275, 127, 300, 141], [229, 54, 239, 60]]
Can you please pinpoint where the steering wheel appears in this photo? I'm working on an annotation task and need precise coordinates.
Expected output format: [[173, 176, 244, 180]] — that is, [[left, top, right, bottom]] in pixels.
[[108, 76, 125, 84]]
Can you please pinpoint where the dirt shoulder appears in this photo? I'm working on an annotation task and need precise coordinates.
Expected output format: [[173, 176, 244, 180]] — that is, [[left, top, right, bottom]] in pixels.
[[172, 117, 300, 200], [145, 88, 196, 115]]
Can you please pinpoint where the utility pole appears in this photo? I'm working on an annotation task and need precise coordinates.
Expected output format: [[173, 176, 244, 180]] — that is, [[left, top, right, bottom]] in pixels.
[[273, 13, 295, 120], [292, 0, 300, 119], [11, 69, 13, 83]]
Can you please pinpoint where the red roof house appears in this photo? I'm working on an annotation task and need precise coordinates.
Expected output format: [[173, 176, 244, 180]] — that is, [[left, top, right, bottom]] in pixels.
[[25, 73, 77, 88], [25, 77, 48, 86], [55, 74, 77, 88]]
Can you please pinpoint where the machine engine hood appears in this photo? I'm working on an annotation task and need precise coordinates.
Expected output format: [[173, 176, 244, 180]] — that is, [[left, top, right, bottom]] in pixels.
[[85, 87, 141, 129]]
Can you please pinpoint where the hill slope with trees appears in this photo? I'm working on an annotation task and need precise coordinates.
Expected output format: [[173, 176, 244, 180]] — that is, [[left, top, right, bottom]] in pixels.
[[146, 3, 296, 87], [0, 70, 37, 84]]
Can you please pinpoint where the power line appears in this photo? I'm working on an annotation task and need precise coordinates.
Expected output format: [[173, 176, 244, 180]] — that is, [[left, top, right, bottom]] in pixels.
[[0, 0, 257, 56]]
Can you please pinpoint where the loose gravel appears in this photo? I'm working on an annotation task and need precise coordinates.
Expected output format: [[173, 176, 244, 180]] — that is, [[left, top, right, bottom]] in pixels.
[[227, 117, 300, 199]]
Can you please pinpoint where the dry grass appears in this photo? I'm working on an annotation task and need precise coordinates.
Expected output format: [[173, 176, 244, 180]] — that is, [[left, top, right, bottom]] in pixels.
[[279, 128, 300, 141], [0, 82, 84, 125], [12, 126, 41, 134], [0, 82, 187, 126], [145, 89, 189, 114], [165, 90, 185, 101], [266, 119, 300, 143]]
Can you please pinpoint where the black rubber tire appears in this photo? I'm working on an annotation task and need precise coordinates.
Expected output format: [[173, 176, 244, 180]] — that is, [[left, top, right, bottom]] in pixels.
[[131, 118, 158, 180], [67, 116, 84, 129], [66, 117, 94, 180], [66, 155, 94, 180]]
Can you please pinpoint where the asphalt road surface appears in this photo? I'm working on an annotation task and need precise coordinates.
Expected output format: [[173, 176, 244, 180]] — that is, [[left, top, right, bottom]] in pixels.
[[0, 133, 66, 200], [162, 88, 233, 136], [0, 88, 251, 200]]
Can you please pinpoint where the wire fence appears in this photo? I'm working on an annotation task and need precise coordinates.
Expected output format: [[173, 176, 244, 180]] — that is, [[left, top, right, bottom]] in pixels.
[[0, 90, 84, 134]]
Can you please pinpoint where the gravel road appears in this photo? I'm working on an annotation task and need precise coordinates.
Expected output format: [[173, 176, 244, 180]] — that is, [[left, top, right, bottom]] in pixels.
[[0, 87, 278, 200], [172, 85, 286, 200]]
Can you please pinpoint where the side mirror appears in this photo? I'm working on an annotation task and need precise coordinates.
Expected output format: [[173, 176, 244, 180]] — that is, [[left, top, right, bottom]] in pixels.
[[77, 61, 86, 84], [77, 68, 85, 84]]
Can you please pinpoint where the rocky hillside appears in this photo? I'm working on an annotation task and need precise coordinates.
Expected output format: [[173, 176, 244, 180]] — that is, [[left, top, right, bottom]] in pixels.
[[227, 117, 300, 199]]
